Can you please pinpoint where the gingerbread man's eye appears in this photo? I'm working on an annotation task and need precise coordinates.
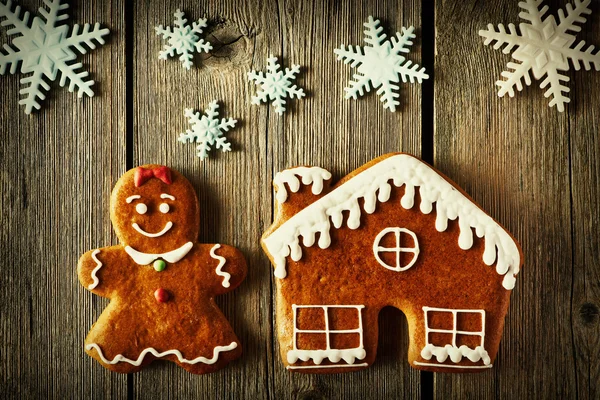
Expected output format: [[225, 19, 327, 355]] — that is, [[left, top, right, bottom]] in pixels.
[[159, 203, 170, 213], [136, 203, 148, 214]]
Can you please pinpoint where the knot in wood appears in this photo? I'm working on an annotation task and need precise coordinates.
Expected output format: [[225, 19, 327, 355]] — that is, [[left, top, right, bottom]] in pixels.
[[579, 302, 599, 327]]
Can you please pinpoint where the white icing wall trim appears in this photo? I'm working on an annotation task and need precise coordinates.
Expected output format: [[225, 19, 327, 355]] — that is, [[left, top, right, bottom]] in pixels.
[[287, 363, 369, 370], [287, 348, 367, 365], [420, 344, 491, 365], [85, 342, 237, 366], [263, 154, 521, 290], [413, 361, 492, 369]]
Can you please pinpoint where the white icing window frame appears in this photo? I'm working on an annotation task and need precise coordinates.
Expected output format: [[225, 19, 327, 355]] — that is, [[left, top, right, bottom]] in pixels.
[[292, 305, 364, 351], [414, 306, 492, 369], [373, 227, 420, 271], [287, 304, 367, 369], [423, 306, 486, 349]]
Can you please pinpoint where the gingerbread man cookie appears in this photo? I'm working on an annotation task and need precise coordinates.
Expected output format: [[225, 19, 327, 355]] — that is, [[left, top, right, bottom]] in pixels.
[[261, 154, 523, 373], [78, 165, 246, 374]]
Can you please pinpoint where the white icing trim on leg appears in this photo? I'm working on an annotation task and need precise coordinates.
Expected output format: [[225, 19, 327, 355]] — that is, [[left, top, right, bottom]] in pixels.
[[88, 250, 103, 290], [85, 342, 237, 366], [210, 244, 231, 288]]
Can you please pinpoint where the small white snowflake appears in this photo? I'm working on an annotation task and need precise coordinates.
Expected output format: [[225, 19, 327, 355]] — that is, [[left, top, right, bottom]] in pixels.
[[334, 16, 428, 112], [155, 9, 212, 70], [247, 55, 305, 115], [178, 101, 237, 161], [479, 0, 600, 112], [0, 0, 109, 114]]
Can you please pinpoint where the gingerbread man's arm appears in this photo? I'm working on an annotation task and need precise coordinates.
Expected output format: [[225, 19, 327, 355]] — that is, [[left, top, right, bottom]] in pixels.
[[204, 243, 247, 295], [77, 245, 125, 298]]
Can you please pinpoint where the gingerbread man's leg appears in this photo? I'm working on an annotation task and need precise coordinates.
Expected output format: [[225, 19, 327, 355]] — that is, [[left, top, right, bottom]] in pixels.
[[173, 303, 242, 375], [84, 302, 156, 374]]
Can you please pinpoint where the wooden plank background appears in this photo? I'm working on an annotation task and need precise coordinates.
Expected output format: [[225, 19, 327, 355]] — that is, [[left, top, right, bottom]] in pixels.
[[434, 1, 599, 398], [0, 0, 598, 399], [1, 1, 128, 398]]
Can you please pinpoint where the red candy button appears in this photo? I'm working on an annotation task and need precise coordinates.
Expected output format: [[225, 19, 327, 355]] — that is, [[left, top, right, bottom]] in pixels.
[[154, 288, 170, 303]]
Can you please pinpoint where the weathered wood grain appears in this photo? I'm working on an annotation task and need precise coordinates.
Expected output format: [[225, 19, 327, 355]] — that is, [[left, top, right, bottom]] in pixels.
[[434, 0, 599, 398], [132, 0, 424, 398], [0, 0, 127, 398], [2, 0, 598, 398], [569, 2, 600, 398], [131, 0, 277, 398], [270, 0, 423, 398]]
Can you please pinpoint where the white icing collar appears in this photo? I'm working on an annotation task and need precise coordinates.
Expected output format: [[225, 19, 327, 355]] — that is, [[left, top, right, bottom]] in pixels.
[[125, 242, 194, 265]]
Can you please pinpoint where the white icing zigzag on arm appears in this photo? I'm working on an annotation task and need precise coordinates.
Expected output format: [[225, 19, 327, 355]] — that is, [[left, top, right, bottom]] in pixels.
[[263, 154, 521, 290], [273, 167, 332, 203], [85, 342, 237, 366], [210, 244, 231, 288], [88, 250, 103, 290]]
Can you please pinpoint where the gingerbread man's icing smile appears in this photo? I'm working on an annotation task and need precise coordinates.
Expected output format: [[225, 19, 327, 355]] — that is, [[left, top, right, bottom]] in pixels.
[[78, 165, 246, 374], [126, 193, 175, 237]]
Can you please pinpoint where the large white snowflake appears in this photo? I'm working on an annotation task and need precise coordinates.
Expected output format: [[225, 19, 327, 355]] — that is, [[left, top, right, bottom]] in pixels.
[[178, 101, 237, 161], [0, 0, 109, 114], [334, 16, 428, 112], [247, 55, 305, 115], [479, 0, 600, 112], [155, 9, 212, 70]]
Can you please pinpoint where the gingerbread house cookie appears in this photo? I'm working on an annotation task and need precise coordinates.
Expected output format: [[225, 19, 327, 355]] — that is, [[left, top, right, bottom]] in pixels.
[[261, 153, 522, 373], [78, 165, 246, 374]]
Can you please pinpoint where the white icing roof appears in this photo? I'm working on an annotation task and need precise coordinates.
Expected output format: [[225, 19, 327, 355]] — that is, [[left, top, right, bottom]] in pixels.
[[263, 154, 521, 290]]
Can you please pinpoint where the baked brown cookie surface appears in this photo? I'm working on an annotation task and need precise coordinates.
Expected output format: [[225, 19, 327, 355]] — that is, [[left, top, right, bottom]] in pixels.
[[78, 165, 246, 374], [261, 153, 523, 373]]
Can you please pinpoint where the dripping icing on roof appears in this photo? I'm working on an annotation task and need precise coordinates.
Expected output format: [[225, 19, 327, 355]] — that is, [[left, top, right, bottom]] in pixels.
[[273, 167, 332, 203], [262, 154, 521, 290]]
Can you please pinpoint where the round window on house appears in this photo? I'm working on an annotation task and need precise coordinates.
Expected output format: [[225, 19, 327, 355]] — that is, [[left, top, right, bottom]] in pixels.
[[372, 227, 420, 271]]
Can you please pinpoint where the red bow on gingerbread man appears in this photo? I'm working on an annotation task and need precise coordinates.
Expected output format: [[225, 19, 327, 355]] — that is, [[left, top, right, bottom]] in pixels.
[[134, 166, 172, 187]]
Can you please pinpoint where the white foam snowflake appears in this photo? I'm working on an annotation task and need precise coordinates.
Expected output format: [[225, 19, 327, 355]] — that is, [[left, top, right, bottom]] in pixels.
[[178, 101, 237, 161], [479, 0, 600, 112], [247, 55, 305, 115], [155, 9, 212, 70], [334, 16, 428, 112], [0, 0, 109, 114]]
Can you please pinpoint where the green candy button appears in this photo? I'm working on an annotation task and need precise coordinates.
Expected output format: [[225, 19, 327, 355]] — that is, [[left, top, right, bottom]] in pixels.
[[153, 260, 166, 272]]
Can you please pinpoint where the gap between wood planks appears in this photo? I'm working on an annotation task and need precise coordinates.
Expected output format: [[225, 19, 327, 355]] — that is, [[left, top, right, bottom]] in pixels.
[[121, 1, 437, 399], [421, 1, 435, 399], [125, 2, 134, 398]]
